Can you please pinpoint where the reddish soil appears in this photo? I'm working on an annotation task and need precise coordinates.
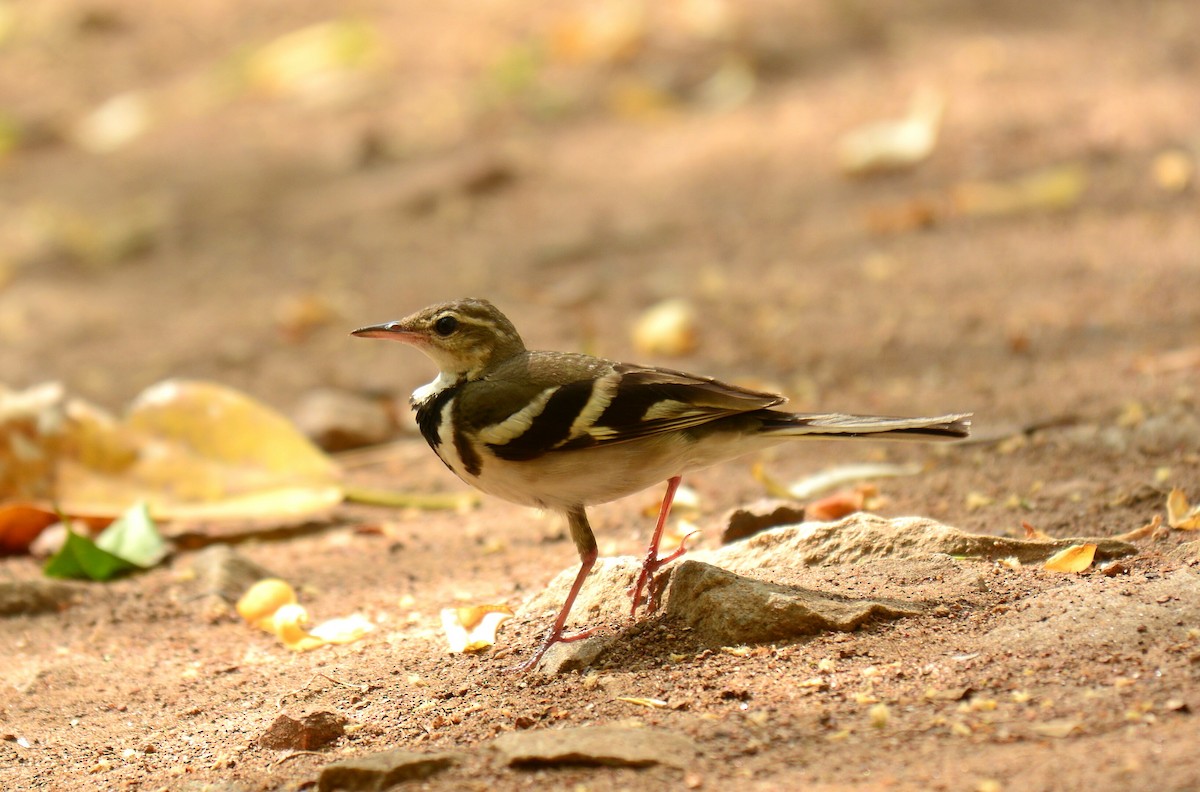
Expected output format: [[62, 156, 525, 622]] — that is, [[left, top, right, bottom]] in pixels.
[[2, 1, 1199, 790]]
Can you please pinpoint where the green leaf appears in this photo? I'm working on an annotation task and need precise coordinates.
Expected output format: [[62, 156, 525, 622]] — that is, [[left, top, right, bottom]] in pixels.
[[44, 531, 137, 581], [42, 502, 167, 581], [95, 502, 167, 568]]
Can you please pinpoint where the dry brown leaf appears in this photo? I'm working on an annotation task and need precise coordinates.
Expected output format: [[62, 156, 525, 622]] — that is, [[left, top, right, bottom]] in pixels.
[[1113, 514, 1162, 542], [441, 604, 513, 653], [1167, 488, 1200, 530], [1021, 520, 1052, 541], [0, 503, 60, 555], [806, 486, 875, 522], [1044, 543, 1097, 573]]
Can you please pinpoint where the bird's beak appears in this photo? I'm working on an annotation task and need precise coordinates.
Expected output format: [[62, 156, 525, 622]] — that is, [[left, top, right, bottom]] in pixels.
[[351, 321, 418, 341]]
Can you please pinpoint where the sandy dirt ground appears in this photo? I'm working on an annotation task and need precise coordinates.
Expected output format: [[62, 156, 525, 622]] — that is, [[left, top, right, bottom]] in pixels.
[[2, 1, 1199, 790]]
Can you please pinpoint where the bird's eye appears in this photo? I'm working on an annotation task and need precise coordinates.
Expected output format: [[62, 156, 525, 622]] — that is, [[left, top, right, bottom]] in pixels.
[[433, 315, 459, 336]]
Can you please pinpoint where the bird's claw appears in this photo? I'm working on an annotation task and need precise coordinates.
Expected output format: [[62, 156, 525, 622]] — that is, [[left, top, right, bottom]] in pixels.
[[627, 530, 697, 618]]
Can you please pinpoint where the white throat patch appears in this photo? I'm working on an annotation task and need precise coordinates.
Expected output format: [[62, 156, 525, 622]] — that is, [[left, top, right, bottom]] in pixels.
[[412, 372, 456, 406]]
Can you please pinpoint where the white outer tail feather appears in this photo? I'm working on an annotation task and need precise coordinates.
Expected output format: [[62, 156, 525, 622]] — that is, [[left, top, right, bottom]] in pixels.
[[762, 412, 972, 441]]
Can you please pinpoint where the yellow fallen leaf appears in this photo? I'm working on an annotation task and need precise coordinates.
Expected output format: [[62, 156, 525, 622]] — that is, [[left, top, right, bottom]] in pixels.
[[952, 163, 1087, 218], [241, 19, 384, 99], [73, 91, 155, 153], [966, 492, 994, 510], [549, 2, 646, 65], [750, 462, 793, 499], [237, 578, 298, 627], [272, 603, 324, 650], [641, 483, 700, 518], [1031, 718, 1080, 738], [440, 604, 513, 653], [237, 577, 374, 651], [1044, 543, 1097, 573], [631, 299, 698, 357], [838, 87, 944, 176], [308, 614, 376, 645], [57, 379, 342, 521], [0, 382, 68, 503], [616, 696, 669, 709], [1167, 488, 1200, 530], [1152, 150, 1194, 193]]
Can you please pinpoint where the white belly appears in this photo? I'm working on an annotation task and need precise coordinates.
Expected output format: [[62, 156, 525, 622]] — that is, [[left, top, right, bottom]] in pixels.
[[458, 431, 782, 512]]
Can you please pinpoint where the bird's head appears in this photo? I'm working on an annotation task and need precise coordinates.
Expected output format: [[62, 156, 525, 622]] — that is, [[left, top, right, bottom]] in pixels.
[[352, 298, 526, 380]]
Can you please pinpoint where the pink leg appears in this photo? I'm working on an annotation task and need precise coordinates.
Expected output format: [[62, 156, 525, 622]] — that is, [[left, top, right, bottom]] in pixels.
[[509, 507, 599, 673], [508, 548, 597, 672], [628, 475, 689, 617]]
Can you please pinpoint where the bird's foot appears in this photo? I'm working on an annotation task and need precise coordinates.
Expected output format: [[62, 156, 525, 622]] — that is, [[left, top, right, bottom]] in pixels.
[[506, 623, 599, 673], [627, 532, 696, 618]]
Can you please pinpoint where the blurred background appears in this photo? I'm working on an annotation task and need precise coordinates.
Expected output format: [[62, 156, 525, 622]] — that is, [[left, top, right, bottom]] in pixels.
[[1, 0, 1197, 438]]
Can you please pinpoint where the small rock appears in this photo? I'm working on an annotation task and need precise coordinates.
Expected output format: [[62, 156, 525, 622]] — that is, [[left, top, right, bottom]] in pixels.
[[1169, 541, 1200, 564], [490, 726, 698, 769], [185, 545, 279, 604], [318, 749, 461, 791], [722, 499, 806, 544], [0, 579, 81, 617], [532, 633, 617, 675], [294, 388, 394, 452], [665, 561, 920, 646], [702, 514, 1137, 570], [517, 557, 640, 627], [173, 782, 252, 792], [1134, 411, 1200, 454], [259, 712, 346, 751]]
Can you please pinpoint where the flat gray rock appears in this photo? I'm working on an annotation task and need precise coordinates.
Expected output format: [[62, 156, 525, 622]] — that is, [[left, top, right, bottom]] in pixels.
[[701, 514, 1138, 572], [294, 388, 394, 452], [666, 560, 920, 645], [0, 579, 80, 616], [318, 749, 461, 791], [185, 544, 279, 603], [490, 725, 698, 768]]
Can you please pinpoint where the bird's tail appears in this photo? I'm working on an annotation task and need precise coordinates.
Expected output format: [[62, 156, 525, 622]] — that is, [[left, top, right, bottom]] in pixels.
[[759, 412, 971, 441]]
